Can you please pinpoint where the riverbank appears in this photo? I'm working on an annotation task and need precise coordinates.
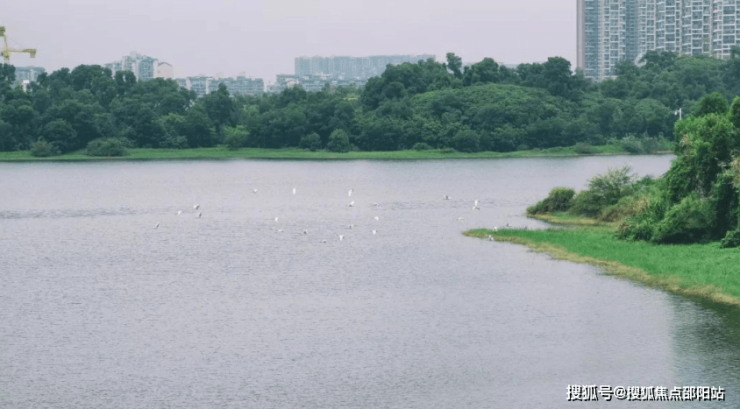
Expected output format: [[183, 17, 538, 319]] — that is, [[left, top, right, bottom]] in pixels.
[[0, 144, 661, 162], [465, 213, 740, 307]]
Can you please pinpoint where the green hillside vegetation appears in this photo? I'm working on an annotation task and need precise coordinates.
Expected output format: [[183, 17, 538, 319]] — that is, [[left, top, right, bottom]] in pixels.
[[527, 92, 740, 248], [3, 50, 740, 157]]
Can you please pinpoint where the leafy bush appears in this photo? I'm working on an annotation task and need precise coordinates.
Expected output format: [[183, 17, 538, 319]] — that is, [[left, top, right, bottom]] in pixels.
[[731, 156, 740, 188], [641, 137, 663, 154], [620, 135, 644, 154], [527, 187, 576, 215], [327, 129, 350, 153], [694, 92, 729, 117], [453, 129, 480, 153], [440, 147, 456, 154], [223, 126, 250, 150], [85, 138, 129, 157], [160, 134, 188, 149], [651, 194, 714, 244], [720, 229, 740, 249], [299, 132, 322, 151], [574, 142, 594, 154], [598, 194, 649, 222], [30, 139, 61, 157], [571, 166, 636, 216], [413, 142, 432, 151]]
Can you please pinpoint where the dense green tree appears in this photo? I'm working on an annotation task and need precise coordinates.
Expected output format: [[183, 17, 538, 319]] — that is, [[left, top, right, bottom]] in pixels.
[[694, 92, 729, 117], [446, 53, 463, 79], [462, 58, 500, 86], [203, 83, 234, 138], [326, 129, 350, 152], [42, 119, 78, 153]]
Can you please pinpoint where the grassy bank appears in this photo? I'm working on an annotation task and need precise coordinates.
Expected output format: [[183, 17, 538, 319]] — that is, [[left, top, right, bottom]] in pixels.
[[465, 213, 740, 307], [0, 144, 653, 162]]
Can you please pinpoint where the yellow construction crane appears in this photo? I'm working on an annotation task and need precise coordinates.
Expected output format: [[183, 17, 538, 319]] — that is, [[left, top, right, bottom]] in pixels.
[[0, 27, 36, 63]]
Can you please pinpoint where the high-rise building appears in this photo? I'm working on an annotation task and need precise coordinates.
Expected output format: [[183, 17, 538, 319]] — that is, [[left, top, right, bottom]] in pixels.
[[177, 75, 264, 97], [103, 52, 174, 82], [13, 66, 46, 84], [578, 0, 740, 81], [294, 54, 435, 80], [187, 76, 210, 98]]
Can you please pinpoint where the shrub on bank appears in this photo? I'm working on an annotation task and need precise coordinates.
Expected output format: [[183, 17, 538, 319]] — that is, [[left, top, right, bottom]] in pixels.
[[720, 229, 740, 249], [299, 133, 322, 151], [30, 139, 61, 157], [527, 187, 575, 215], [574, 142, 594, 154], [570, 166, 637, 217], [85, 138, 129, 157], [224, 126, 250, 150], [327, 129, 350, 153], [413, 142, 432, 151], [650, 194, 715, 244]]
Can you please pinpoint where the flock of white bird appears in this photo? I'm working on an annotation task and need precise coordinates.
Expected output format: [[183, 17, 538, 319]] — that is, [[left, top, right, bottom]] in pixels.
[[153, 187, 501, 242]]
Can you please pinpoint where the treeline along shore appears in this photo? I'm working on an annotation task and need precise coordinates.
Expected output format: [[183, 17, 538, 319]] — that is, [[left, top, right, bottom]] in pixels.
[[5, 50, 740, 159], [468, 92, 740, 306]]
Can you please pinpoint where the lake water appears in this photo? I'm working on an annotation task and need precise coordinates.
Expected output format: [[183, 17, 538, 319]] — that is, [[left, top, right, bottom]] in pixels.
[[1, 156, 738, 408]]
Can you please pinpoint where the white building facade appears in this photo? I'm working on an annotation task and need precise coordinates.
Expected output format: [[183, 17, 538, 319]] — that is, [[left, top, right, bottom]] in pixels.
[[579, 0, 740, 81], [103, 52, 174, 81]]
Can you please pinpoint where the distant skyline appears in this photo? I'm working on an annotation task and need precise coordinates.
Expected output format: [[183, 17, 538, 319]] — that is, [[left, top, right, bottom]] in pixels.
[[3, 0, 576, 82]]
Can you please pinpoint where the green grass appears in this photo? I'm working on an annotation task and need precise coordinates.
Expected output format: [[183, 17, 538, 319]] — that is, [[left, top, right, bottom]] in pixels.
[[465, 217, 740, 306], [527, 211, 615, 227], [0, 143, 648, 162]]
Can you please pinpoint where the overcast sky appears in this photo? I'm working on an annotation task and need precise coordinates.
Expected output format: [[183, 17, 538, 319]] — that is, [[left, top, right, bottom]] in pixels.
[[3, 0, 576, 83]]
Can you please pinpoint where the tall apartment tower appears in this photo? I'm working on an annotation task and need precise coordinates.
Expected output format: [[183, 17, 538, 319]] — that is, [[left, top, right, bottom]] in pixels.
[[579, 0, 740, 81]]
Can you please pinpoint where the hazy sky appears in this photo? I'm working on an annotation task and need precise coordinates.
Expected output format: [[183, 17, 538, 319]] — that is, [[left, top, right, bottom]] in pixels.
[[3, 0, 576, 83]]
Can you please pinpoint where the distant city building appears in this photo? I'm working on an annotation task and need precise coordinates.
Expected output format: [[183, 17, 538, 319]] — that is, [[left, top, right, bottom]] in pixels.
[[186, 76, 210, 98], [156, 62, 174, 79], [175, 75, 264, 97], [269, 74, 367, 93], [208, 76, 265, 96], [13, 66, 46, 84], [294, 54, 435, 80], [103, 52, 174, 81], [578, 0, 740, 82], [274, 54, 432, 94]]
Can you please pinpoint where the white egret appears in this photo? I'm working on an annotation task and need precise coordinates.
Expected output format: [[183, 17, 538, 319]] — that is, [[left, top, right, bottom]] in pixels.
[[274, 217, 279, 222], [277, 229, 284, 233], [348, 189, 354, 197], [198, 212, 202, 218], [154, 223, 160, 229], [374, 216, 379, 221], [194, 204, 200, 210], [292, 187, 297, 195], [349, 201, 355, 207], [474, 199, 479, 207], [339, 235, 344, 241], [488, 235, 494, 241], [253, 189, 258, 194], [458, 217, 464, 221], [493, 227, 499, 232], [372, 230, 377, 235], [176, 211, 182, 215]]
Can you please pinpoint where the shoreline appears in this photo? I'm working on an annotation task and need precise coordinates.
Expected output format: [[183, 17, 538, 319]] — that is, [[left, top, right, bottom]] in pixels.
[[465, 215, 740, 307], [0, 146, 674, 162]]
